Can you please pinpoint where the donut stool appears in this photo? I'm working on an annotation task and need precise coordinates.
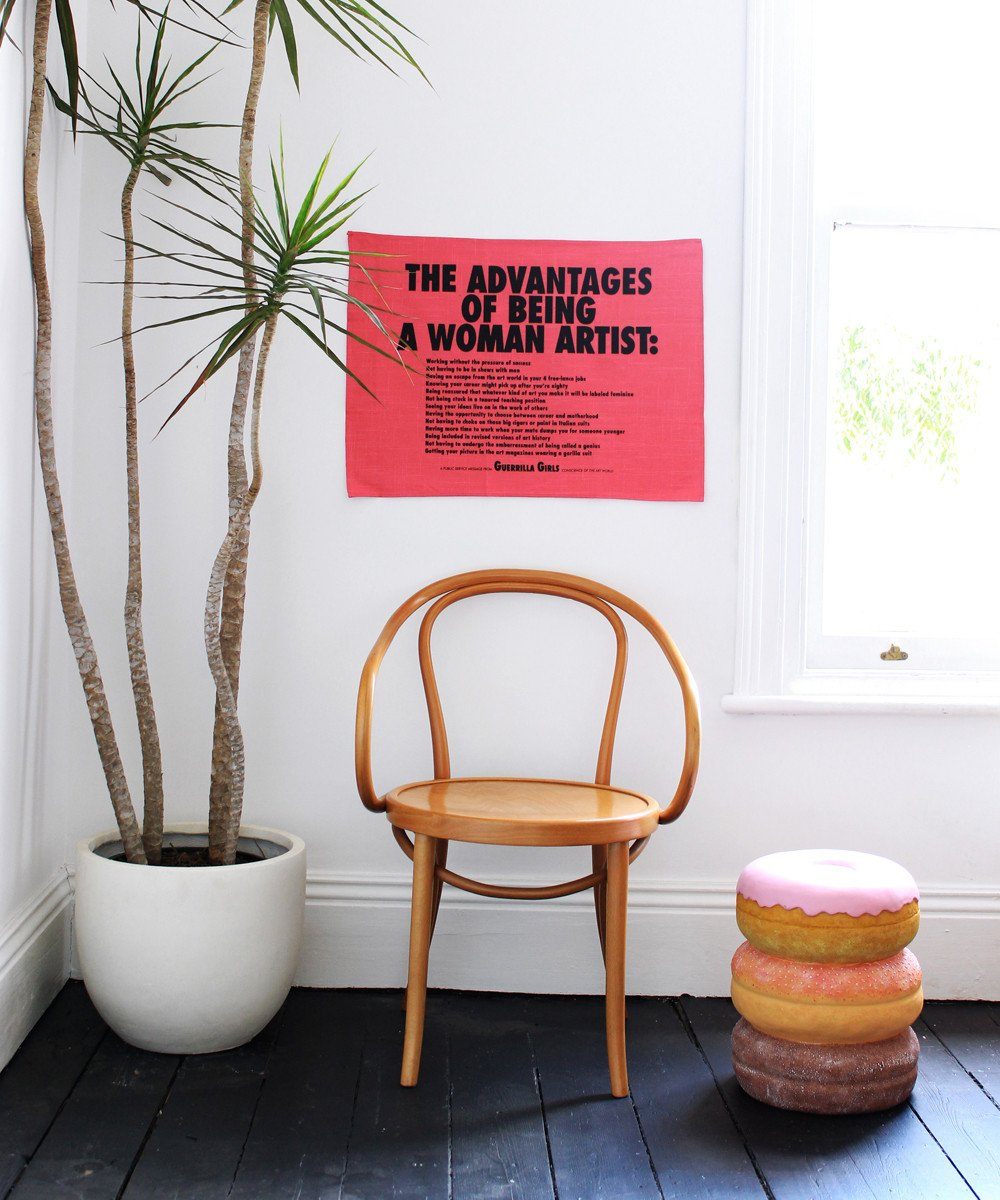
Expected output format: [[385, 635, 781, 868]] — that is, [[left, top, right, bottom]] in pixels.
[[731, 942, 923, 1044], [732, 1019, 920, 1115], [731, 849, 922, 1114], [736, 849, 919, 963]]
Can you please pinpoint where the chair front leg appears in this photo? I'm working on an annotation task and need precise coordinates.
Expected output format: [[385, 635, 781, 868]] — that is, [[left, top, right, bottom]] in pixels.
[[401, 832, 438, 1086], [604, 840, 630, 1097]]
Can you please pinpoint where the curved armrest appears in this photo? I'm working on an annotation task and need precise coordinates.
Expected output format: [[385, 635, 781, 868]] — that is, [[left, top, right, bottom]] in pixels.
[[355, 660, 387, 812], [355, 575, 461, 812]]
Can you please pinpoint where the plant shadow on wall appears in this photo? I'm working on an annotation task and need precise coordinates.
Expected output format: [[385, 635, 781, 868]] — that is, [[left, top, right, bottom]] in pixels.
[[3, 0, 425, 1049]]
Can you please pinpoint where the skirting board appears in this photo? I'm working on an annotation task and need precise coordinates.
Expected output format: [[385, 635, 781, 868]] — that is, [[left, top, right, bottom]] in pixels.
[[58, 871, 999, 1001], [0, 872, 73, 1072], [298, 873, 1000, 1001]]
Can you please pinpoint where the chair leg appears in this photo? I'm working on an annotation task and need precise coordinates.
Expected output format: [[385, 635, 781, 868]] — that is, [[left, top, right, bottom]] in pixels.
[[605, 840, 630, 1098], [592, 845, 608, 963], [401, 832, 437, 1087], [430, 839, 449, 941]]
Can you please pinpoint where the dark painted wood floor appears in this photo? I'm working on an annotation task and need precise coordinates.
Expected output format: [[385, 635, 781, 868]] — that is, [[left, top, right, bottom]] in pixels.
[[1, 984, 998, 1199]]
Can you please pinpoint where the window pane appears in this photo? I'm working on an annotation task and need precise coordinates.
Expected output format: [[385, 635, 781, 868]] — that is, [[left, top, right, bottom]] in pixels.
[[814, 2, 1000, 222], [821, 224, 1000, 638]]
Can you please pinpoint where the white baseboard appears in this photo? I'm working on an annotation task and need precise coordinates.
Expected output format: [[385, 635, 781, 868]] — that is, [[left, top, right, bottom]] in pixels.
[[0, 871, 73, 1071], [298, 872, 1000, 1001], [59, 868, 1000, 1001]]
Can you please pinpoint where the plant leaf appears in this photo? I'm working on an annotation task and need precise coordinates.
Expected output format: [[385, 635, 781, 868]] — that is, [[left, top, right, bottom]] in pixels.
[[270, 0, 299, 90], [53, 0, 79, 134]]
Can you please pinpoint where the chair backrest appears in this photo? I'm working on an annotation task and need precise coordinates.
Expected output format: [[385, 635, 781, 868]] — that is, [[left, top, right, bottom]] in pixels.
[[355, 569, 701, 824]]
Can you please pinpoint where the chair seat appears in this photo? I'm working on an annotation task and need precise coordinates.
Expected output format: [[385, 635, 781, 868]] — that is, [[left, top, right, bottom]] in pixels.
[[384, 777, 660, 846]]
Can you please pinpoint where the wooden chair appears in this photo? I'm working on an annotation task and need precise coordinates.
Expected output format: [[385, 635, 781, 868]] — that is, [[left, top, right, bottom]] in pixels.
[[355, 569, 701, 1098]]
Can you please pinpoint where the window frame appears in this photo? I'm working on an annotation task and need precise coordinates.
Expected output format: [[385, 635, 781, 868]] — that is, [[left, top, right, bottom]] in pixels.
[[725, 0, 1000, 716]]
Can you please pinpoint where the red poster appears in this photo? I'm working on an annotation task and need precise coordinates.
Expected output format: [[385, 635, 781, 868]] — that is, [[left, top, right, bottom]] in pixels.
[[345, 233, 703, 500]]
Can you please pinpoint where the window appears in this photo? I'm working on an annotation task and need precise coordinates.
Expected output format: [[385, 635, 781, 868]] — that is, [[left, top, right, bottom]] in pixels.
[[728, 0, 1000, 713]]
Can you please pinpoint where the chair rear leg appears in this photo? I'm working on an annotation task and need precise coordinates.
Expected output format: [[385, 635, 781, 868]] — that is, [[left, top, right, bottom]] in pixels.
[[592, 845, 608, 963], [604, 841, 630, 1097], [430, 839, 449, 940], [401, 832, 437, 1086]]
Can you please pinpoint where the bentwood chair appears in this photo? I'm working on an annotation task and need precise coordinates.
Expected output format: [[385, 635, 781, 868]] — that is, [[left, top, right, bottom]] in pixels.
[[355, 569, 701, 1098]]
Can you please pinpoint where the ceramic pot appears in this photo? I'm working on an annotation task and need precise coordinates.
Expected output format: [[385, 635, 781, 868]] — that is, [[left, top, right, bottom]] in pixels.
[[75, 823, 305, 1053]]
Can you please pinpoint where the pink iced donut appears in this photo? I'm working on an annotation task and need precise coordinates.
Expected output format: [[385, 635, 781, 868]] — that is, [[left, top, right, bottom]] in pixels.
[[738, 850, 918, 917], [736, 850, 920, 963]]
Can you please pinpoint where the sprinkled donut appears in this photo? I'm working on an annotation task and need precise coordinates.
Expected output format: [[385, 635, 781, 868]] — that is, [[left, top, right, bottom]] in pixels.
[[731, 1018, 919, 1114], [731, 941, 923, 1044]]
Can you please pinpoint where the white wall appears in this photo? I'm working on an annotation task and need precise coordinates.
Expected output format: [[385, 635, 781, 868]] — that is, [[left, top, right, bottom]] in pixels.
[[0, 1, 76, 1067], [38, 0, 1000, 999]]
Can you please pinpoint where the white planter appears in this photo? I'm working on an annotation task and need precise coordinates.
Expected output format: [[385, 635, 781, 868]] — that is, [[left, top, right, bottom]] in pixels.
[[75, 823, 306, 1054]]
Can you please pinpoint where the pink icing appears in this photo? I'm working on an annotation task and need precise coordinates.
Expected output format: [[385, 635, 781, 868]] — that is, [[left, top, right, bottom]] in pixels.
[[737, 850, 918, 918]]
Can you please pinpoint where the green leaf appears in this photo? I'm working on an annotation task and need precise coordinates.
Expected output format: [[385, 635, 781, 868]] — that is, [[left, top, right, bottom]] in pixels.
[[230, 0, 427, 82], [271, 0, 300, 89], [269, 154, 290, 240], [157, 307, 268, 430], [288, 145, 332, 242], [304, 279, 327, 341], [134, 144, 409, 420], [53, 0, 79, 135], [285, 309, 380, 401], [0, 0, 18, 51]]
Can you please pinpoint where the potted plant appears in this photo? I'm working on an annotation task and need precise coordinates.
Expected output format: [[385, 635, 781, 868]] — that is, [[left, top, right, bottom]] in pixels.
[[6, 0, 422, 1053]]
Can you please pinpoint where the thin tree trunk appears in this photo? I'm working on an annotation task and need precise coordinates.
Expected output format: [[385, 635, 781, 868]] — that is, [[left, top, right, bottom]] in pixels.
[[208, 0, 271, 863], [121, 155, 165, 864], [25, 0, 145, 863], [206, 313, 278, 865]]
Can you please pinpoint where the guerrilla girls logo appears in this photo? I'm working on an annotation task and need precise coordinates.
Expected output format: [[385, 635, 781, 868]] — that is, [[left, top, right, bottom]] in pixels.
[[398, 262, 659, 356], [494, 460, 560, 472]]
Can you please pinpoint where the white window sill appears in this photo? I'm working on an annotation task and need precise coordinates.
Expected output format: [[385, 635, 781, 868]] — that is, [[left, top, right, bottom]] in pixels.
[[722, 693, 1000, 716]]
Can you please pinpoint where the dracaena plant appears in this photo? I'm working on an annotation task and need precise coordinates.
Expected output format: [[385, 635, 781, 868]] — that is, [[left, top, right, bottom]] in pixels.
[[5, 0, 150, 860], [2, 0, 233, 866], [131, 147, 403, 862], [50, 9, 234, 862], [4, 0, 421, 866]]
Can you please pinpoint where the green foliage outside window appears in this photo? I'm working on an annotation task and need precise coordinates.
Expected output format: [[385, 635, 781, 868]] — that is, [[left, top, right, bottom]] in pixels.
[[832, 325, 982, 481]]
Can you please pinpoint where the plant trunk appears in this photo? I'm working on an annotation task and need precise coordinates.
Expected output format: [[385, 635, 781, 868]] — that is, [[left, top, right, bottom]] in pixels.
[[25, 0, 145, 863], [206, 313, 278, 865], [122, 158, 165, 864], [208, 0, 271, 864]]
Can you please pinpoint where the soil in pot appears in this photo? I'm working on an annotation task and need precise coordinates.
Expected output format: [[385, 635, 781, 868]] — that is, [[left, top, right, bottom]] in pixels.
[[108, 847, 263, 866], [98, 834, 289, 867]]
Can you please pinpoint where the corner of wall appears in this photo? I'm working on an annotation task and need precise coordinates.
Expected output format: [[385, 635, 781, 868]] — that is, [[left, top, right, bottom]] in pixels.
[[0, 871, 73, 1071]]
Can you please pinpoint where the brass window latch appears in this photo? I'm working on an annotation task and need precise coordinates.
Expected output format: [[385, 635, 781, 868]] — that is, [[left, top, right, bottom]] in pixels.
[[880, 643, 909, 662]]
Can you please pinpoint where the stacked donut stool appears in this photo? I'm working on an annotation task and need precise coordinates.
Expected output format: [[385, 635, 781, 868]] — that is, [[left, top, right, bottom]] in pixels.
[[730, 850, 922, 1115]]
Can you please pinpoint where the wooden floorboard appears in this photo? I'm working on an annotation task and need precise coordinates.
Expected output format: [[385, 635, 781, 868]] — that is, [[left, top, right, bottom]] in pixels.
[[338, 994, 450, 1200], [227, 990, 368, 1200], [2, 986, 999, 1200], [922, 1002, 1000, 1106], [628, 998, 767, 1199], [909, 1020, 1000, 1200], [680, 997, 976, 1200], [529, 995, 661, 1199], [121, 1013, 283, 1200], [0, 982, 106, 1197], [7, 1032, 178, 1200], [450, 1020, 555, 1200]]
